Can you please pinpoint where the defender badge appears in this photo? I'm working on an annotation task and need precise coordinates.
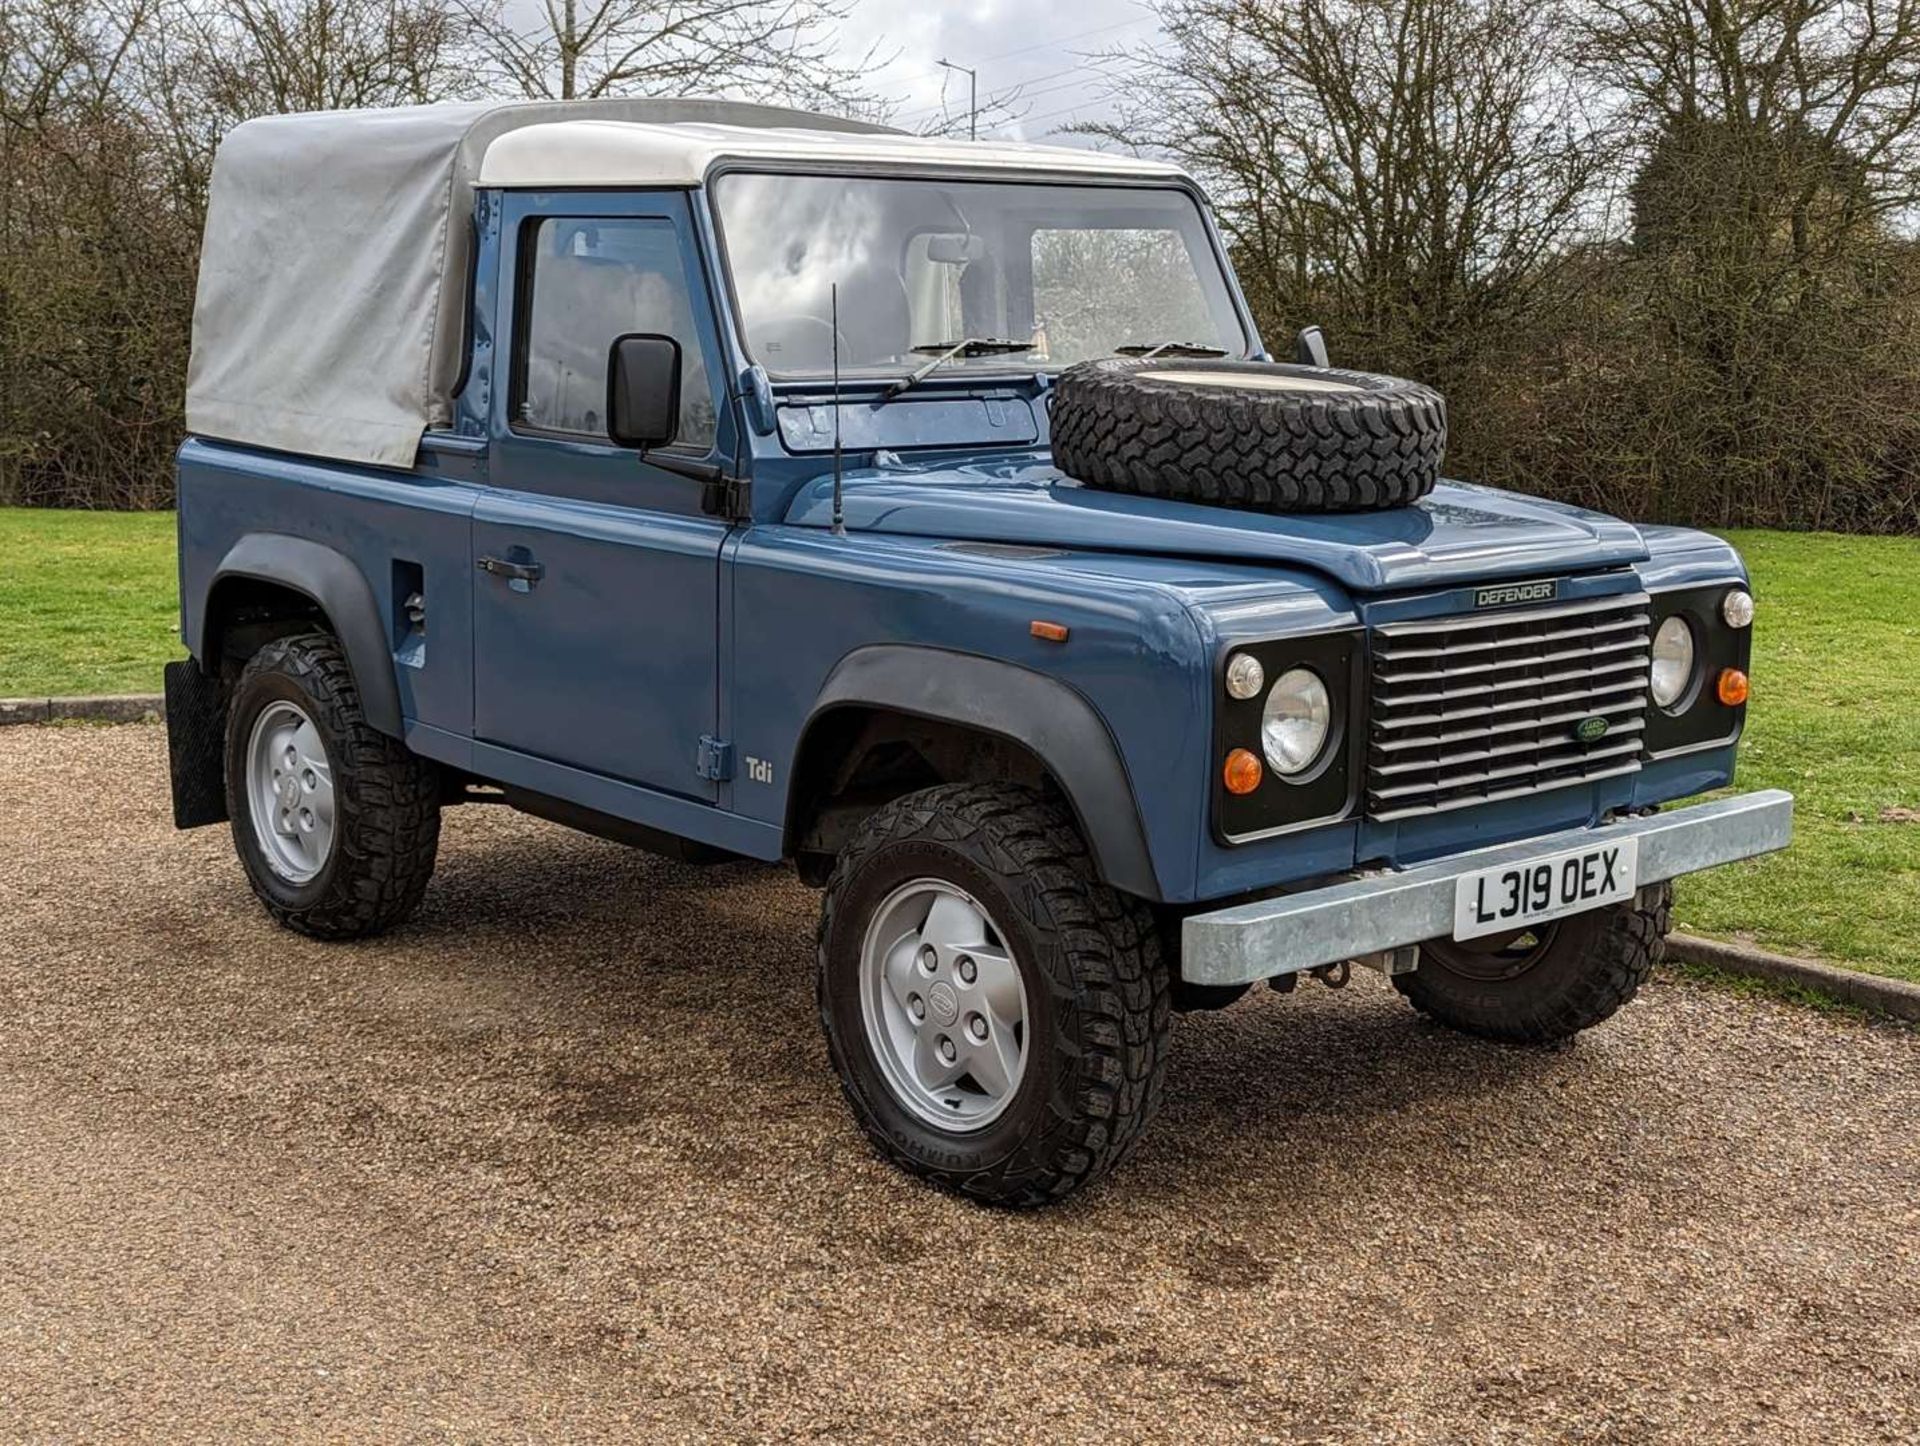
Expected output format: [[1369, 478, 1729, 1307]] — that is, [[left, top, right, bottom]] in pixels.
[[1474, 579, 1559, 609], [1574, 716, 1611, 743]]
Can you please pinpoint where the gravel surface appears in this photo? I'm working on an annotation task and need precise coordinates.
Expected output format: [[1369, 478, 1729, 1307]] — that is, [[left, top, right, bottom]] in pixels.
[[2, 724, 1916, 1443]]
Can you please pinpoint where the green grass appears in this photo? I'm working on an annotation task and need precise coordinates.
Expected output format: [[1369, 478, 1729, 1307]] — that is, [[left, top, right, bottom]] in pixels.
[[0, 509, 1914, 981], [1674, 531, 1920, 985], [0, 508, 181, 696]]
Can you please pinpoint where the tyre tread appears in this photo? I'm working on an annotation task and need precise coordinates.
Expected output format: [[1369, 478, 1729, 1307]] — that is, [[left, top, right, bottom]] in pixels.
[[229, 632, 440, 940], [816, 783, 1171, 1207], [1051, 358, 1446, 514], [1393, 885, 1672, 1043]]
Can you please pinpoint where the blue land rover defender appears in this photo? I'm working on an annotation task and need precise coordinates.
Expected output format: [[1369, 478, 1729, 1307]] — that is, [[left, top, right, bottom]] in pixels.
[[166, 99, 1793, 1205]]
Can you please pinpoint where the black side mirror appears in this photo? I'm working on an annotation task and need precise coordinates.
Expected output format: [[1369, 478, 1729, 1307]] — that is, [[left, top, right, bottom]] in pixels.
[[1293, 325, 1330, 368], [607, 333, 682, 449]]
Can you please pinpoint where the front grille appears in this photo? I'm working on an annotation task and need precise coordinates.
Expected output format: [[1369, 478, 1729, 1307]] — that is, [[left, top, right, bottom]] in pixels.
[[1365, 593, 1652, 822]]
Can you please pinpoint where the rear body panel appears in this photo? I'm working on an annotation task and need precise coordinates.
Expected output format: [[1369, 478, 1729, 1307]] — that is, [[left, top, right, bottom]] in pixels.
[[177, 438, 482, 740]]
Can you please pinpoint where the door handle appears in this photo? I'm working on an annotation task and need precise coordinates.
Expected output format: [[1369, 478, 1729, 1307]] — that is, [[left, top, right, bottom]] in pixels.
[[477, 554, 545, 591]]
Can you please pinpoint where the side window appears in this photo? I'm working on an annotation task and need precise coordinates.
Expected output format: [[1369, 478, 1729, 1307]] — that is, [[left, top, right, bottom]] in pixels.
[[516, 217, 718, 451]]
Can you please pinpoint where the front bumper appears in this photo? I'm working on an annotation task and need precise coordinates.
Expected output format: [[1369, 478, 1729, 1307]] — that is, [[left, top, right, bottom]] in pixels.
[[1181, 789, 1794, 986]]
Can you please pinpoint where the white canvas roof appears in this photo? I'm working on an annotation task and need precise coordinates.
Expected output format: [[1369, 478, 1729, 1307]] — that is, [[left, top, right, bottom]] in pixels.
[[185, 98, 893, 469], [477, 120, 1190, 189]]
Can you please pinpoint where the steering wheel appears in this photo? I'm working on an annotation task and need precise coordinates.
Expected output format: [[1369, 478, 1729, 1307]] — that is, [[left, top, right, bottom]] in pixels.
[[755, 313, 850, 372]]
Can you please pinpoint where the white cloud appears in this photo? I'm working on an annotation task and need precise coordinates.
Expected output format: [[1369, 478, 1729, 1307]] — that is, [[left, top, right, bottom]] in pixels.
[[833, 0, 1161, 142]]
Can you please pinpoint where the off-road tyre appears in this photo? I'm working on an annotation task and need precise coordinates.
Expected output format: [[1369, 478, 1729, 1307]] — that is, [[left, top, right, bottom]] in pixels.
[[816, 783, 1172, 1207], [1394, 884, 1672, 1044], [1051, 357, 1446, 513], [225, 632, 441, 940]]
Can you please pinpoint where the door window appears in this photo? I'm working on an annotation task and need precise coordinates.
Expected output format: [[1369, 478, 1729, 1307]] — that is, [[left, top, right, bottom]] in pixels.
[[515, 218, 718, 451]]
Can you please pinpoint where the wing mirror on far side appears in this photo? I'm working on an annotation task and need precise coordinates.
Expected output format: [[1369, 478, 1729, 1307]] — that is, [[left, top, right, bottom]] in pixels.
[[1293, 325, 1330, 368], [606, 333, 682, 449]]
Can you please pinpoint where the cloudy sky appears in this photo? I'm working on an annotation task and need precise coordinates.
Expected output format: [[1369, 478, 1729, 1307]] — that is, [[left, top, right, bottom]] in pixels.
[[832, 0, 1165, 143]]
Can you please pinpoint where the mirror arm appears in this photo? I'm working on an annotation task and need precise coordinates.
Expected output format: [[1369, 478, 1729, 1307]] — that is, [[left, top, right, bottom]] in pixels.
[[639, 450, 749, 519], [641, 451, 722, 484]]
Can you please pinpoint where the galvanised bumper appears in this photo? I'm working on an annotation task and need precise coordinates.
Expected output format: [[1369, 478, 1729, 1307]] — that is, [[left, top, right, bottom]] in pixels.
[[1181, 790, 1794, 986]]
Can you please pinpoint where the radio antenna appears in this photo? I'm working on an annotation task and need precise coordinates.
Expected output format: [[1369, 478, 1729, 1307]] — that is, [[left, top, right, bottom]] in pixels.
[[830, 283, 846, 537]]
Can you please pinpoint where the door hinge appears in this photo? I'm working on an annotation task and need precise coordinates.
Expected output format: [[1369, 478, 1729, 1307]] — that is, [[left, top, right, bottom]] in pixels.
[[699, 474, 750, 518], [696, 735, 734, 782]]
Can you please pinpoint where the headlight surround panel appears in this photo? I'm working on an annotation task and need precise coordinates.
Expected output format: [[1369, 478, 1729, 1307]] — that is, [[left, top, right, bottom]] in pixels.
[[1213, 628, 1365, 841], [1643, 584, 1752, 757]]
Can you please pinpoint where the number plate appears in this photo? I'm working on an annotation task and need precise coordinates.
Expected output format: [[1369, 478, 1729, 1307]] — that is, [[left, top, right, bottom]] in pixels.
[[1452, 838, 1639, 941]]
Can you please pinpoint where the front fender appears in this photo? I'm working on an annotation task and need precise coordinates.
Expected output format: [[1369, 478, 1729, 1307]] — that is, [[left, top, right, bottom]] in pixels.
[[799, 644, 1161, 900]]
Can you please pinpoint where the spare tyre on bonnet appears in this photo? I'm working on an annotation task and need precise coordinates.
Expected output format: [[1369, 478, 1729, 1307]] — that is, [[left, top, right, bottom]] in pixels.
[[1050, 357, 1448, 514]]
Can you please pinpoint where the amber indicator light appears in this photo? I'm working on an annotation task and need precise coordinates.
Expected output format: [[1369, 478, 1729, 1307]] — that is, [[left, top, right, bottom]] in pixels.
[[1223, 748, 1264, 795], [1030, 620, 1070, 643], [1717, 668, 1750, 706]]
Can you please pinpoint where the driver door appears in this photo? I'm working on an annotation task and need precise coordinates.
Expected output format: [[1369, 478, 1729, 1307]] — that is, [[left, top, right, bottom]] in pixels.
[[472, 194, 734, 801]]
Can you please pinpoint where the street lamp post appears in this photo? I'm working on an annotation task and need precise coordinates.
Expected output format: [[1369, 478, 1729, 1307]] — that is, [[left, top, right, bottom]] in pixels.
[[937, 57, 978, 141]]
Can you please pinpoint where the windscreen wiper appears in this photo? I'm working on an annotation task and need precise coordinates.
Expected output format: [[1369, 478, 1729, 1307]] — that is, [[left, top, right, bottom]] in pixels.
[[1114, 341, 1230, 359], [882, 337, 1037, 400]]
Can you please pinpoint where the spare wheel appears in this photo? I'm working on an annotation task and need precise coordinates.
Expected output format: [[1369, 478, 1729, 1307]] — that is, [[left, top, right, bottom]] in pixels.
[[1049, 358, 1447, 514]]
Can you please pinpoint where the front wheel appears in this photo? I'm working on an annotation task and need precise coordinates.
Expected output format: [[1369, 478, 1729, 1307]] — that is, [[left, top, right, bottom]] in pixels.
[[1394, 884, 1673, 1043], [816, 783, 1171, 1207], [225, 632, 441, 940]]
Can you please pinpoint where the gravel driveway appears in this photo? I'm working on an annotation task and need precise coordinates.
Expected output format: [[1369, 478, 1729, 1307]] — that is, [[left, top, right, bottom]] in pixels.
[[1, 724, 1915, 1443]]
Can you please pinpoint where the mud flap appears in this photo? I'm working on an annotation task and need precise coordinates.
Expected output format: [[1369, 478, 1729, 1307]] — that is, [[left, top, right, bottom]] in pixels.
[[165, 659, 228, 828]]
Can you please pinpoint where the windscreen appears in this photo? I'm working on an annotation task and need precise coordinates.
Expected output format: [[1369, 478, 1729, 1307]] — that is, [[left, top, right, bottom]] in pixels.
[[711, 172, 1247, 379]]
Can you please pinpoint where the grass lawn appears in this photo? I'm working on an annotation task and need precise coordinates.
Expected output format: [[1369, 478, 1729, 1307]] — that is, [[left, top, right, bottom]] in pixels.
[[1674, 531, 1920, 985], [0, 509, 181, 696], [0, 509, 1914, 981]]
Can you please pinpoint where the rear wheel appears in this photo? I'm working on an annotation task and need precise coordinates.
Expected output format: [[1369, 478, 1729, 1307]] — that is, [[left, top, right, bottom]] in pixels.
[[1394, 885, 1672, 1043], [816, 783, 1171, 1207], [225, 632, 441, 939]]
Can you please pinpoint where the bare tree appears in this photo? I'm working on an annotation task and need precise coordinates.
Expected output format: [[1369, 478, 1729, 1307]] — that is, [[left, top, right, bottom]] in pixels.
[[130, 0, 480, 221], [0, 0, 196, 507], [468, 0, 880, 112], [0, 0, 483, 506], [2, 0, 1915, 528], [1569, 0, 1920, 527], [1585, 0, 1920, 233], [178, 0, 482, 120], [1087, 0, 1603, 387]]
